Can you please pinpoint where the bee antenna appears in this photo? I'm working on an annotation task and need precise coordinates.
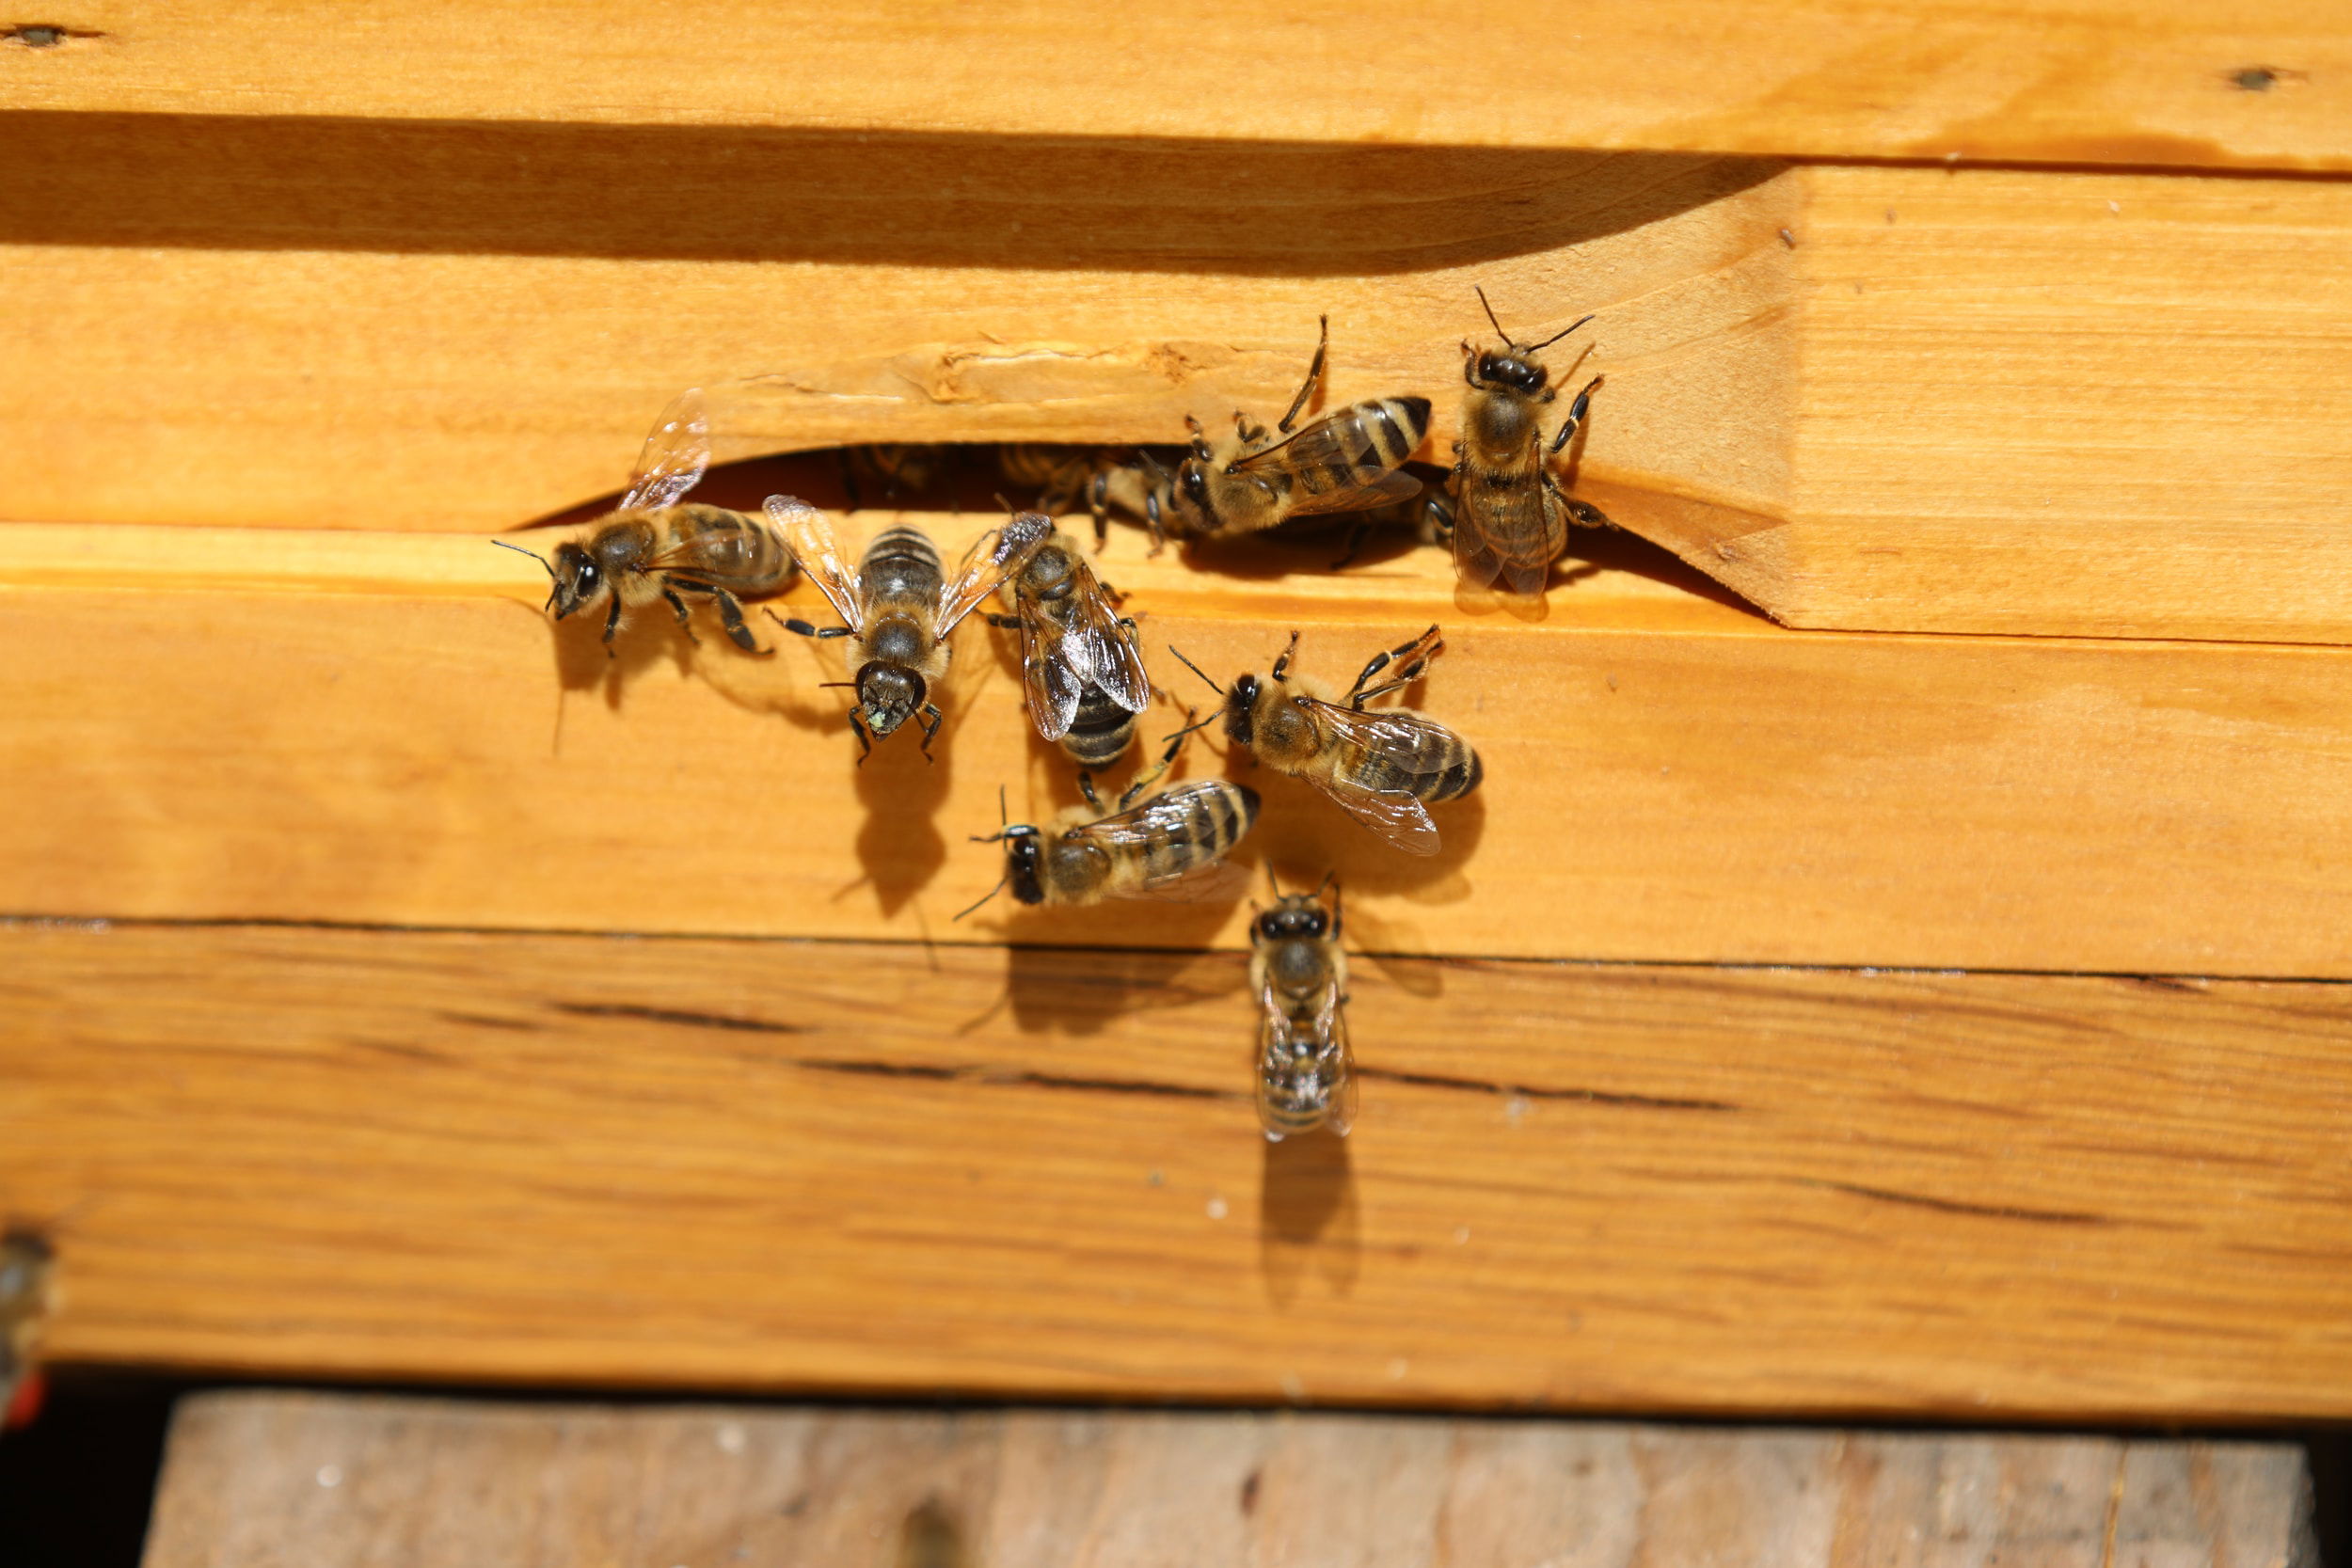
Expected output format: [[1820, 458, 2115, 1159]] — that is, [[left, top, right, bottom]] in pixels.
[[490, 537, 557, 581], [816, 681, 860, 689], [1264, 863, 1282, 897], [1136, 449, 1174, 483], [1161, 710, 1219, 746], [997, 784, 1008, 830], [1523, 312, 1596, 356], [1473, 284, 1515, 350], [953, 874, 1009, 921], [1165, 644, 1224, 695]]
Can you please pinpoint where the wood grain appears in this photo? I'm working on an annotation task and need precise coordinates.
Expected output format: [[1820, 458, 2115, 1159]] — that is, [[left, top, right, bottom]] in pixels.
[[7, 1, 2351, 170], [11, 924, 2352, 1419], [137, 1393, 2318, 1568], [6, 523, 2352, 974]]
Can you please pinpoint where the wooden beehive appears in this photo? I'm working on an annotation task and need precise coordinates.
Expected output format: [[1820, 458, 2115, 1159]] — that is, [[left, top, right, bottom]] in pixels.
[[4, 0, 2352, 1429]]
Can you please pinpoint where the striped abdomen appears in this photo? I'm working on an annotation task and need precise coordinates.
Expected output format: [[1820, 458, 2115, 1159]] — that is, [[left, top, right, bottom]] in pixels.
[[858, 524, 945, 612], [1059, 685, 1137, 768], [651, 504, 795, 594], [1282, 396, 1431, 503], [1098, 780, 1260, 896], [1334, 720, 1482, 803]]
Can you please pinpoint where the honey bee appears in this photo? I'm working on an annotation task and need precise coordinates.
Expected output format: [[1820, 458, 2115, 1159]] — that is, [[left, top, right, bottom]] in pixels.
[[1171, 625, 1481, 856], [961, 720, 1260, 913], [997, 444, 1180, 550], [1251, 873, 1353, 1141], [1453, 287, 1605, 595], [985, 512, 1153, 768], [1, 1229, 54, 1429], [763, 498, 1025, 761], [838, 442, 950, 510], [1166, 316, 1431, 546], [496, 388, 796, 652]]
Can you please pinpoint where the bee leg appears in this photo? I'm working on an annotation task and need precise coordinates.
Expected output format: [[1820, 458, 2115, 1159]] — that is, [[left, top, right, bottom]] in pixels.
[[1089, 469, 1111, 553], [1076, 769, 1105, 815], [601, 590, 624, 653], [1270, 630, 1302, 685], [1275, 312, 1329, 436], [1329, 518, 1375, 572], [849, 711, 874, 767], [917, 702, 945, 762], [707, 589, 767, 654], [1547, 374, 1604, 456], [1144, 489, 1167, 559], [984, 612, 1022, 630], [1116, 718, 1189, 812], [660, 586, 702, 645], [766, 610, 852, 641], [1348, 626, 1444, 708]]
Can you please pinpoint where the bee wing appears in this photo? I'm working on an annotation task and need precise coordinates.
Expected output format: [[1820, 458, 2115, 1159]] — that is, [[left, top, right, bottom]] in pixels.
[[1069, 785, 1251, 899], [1280, 467, 1423, 520], [1294, 700, 1462, 855], [619, 388, 711, 513], [764, 496, 865, 632], [1322, 1008, 1358, 1137], [1018, 608, 1086, 739], [936, 515, 1043, 634], [1454, 485, 1560, 595], [1229, 403, 1391, 479], [1063, 559, 1152, 714]]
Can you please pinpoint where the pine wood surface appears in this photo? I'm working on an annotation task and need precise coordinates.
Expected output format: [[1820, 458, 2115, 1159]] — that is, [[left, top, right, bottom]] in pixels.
[[137, 1393, 2318, 1568], [7, 1, 2351, 171], [7, 132, 2350, 640], [11, 924, 2352, 1419], [7, 522, 2352, 974]]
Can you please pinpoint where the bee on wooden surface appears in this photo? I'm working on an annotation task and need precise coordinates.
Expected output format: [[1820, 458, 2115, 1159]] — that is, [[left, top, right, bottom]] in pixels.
[[1171, 625, 1480, 856], [1166, 316, 1431, 546], [1452, 287, 1606, 596], [838, 442, 950, 510], [1251, 873, 1354, 1141], [495, 388, 795, 653], [961, 720, 1261, 913], [998, 444, 1181, 550], [985, 512, 1152, 768], [1, 1230, 54, 1430], [763, 498, 1025, 761]]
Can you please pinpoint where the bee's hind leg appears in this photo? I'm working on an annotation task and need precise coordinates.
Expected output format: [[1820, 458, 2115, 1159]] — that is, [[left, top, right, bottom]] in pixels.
[[917, 703, 945, 763], [1348, 626, 1444, 708], [709, 588, 768, 654]]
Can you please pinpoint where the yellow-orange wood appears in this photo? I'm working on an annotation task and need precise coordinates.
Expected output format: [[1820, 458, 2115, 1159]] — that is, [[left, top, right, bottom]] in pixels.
[[10, 925, 2351, 1419], [5, 524, 2352, 974], [8, 133, 2351, 640], [5, 2, 2349, 169]]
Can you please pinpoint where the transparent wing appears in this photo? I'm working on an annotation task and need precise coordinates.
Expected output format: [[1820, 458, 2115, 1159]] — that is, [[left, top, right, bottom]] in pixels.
[[936, 515, 1042, 634], [620, 387, 711, 513], [1255, 990, 1354, 1138], [1230, 402, 1391, 478], [1017, 605, 1086, 739], [1323, 1010, 1358, 1137], [764, 496, 864, 632], [1062, 560, 1151, 714], [1454, 484, 1561, 594], [1281, 467, 1422, 520], [1295, 702, 1455, 855], [1127, 857, 1254, 905]]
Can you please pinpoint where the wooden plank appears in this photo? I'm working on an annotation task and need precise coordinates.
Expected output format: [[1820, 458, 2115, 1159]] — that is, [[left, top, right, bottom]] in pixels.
[[8, 2, 2352, 172], [136, 1393, 2318, 1568], [5, 525, 2352, 975], [0, 133, 1797, 544], [11, 924, 2352, 1419], [8, 128, 2351, 641]]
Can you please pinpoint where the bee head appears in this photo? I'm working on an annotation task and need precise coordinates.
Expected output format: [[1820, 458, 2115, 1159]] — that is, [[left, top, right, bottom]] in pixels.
[[1470, 349, 1549, 397], [1255, 899, 1327, 942], [548, 541, 600, 619], [854, 663, 926, 737], [1000, 824, 1045, 905], [1172, 457, 1216, 526], [1224, 673, 1262, 748]]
